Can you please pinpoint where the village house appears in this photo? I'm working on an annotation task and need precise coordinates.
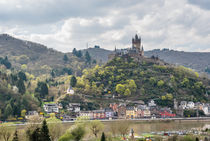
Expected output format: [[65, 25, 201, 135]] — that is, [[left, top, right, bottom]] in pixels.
[[67, 103, 81, 113], [126, 106, 137, 119], [136, 105, 151, 118], [43, 103, 59, 113], [79, 111, 94, 119], [109, 103, 118, 113], [105, 108, 114, 119], [180, 101, 187, 109], [159, 108, 176, 118], [26, 111, 39, 119], [148, 100, 156, 107], [117, 103, 126, 119], [67, 86, 74, 94], [93, 110, 105, 119], [187, 101, 195, 109]]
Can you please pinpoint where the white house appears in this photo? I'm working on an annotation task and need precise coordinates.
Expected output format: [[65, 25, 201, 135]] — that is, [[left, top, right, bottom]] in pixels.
[[79, 111, 93, 119], [43, 104, 59, 113], [148, 100, 156, 107], [187, 101, 195, 109], [67, 103, 80, 112], [180, 101, 187, 109], [67, 86, 74, 94]]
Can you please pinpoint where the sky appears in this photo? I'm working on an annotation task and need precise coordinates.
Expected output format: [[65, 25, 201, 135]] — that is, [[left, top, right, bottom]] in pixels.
[[0, 0, 210, 52]]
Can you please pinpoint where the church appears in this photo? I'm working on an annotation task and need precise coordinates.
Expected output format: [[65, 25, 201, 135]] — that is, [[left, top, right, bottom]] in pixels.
[[108, 34, 144, 61]]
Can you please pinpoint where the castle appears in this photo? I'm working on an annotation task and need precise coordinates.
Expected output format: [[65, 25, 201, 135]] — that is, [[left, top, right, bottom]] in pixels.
[[108, 34, 144, 61]]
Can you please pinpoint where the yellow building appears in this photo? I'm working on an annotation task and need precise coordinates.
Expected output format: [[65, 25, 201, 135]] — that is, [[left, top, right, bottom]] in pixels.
[[126, 107, 137, 119]]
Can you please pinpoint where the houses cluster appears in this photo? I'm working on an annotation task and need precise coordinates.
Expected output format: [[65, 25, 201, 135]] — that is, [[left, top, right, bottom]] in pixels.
[[175, 100, 210, 116], [26, 99, 210, 121], [79, 100, 176, 120], [41, 100, 177, 120]]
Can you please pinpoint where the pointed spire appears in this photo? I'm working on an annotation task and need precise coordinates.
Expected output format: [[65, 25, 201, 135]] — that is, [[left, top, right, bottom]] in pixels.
[[115, 46, 117, 52], [135, 34, 138, 39]]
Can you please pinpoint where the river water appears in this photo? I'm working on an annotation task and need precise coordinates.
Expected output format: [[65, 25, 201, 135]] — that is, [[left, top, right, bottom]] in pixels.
[[101, 120, 210, 134]]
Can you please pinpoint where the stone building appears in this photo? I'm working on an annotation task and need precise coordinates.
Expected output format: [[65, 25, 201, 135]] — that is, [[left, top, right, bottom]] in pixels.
[[108, 34, 144, 61]]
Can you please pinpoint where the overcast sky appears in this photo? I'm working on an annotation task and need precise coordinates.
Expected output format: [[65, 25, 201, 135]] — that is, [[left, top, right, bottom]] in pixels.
[[0, 0, 210, 52]]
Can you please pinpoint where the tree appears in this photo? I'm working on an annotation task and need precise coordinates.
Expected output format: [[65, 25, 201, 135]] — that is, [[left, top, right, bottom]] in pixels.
[[101, 132, 106, 141], [71, 125, 85, 141], [4, 104, 13, 119], [40, 120, 51, 141], [63, 54, 68, 63], [51, 70, 55, 78], [157, 80, 164, 87], [21, 109, 27, 118], [127, 79, 137, 93], [12, 130, 18, 141], [116, 84, 126, 95], [0, 126, 13, 141], [124, 88, 131, 96], [49, 123, 63, 141], [31, 128, 41, 141], [35, 82, 48, 98], [70, 76, 77, 87], [72, 48, 77, 56], [89, 120, 104, 138], [85, 51, 91, 64], [77, 50, 82, 58], [18, 71, 27, 81], [17, 79, 25, 94], [117, 120, 130, 138]]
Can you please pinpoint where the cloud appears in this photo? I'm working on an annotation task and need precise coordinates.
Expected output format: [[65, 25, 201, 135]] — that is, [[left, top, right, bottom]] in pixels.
[[0, 0, 210, 52]]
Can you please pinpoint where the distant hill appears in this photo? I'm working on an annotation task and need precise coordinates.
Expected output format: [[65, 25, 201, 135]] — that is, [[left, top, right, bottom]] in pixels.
[[144, 49, 210, 75], [0, 34, 89, 76], [82, 47, 210, 75], [82, 47, 113, 63]]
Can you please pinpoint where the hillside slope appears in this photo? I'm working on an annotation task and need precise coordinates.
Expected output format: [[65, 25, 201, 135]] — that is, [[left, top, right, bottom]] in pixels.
[[0, 34, 88, 76], [144, 49, 210, 74], [72, 56, 210, 107], [82, 47, 210, 75], [82, 47, 112, 63]]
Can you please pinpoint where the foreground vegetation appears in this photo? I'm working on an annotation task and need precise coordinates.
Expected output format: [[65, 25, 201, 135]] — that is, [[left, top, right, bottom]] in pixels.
[[1, 117, 210, 141]]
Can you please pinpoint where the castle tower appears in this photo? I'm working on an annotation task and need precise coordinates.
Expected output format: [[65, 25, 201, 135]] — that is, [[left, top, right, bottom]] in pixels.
[[132, 34, 141, 50]]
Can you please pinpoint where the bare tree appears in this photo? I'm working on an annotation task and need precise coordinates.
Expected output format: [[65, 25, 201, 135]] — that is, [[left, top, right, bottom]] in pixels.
[[117, 120, 130, 138], [89, 120, 104, 138], [49, 123, 63, 141], [0, 126, 14, 141]]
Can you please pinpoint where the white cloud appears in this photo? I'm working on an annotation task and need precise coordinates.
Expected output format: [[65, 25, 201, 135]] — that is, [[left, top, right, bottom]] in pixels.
[[0, 0, 210, 52]]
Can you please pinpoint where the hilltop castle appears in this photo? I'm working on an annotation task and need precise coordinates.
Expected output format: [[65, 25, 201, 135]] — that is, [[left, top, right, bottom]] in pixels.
[[108, 34, 144, 61]]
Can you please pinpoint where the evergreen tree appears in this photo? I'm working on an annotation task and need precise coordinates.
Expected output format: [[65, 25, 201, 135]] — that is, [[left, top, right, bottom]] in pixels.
[[101, 132, 106, 141], [51, 70, 55, 78], [72, 48, 77, 56], [0, 56, 12, 69], [31, 128, 41, 141], [18, 71, 27, 81], [40, 120, 51, 141], [77, 50, 82, 58], [4, 104, 13, 119], [63, 54, 68, 63], [70, 76, 77, 87], [17, 79, 25, 94], [85, 51, 91, 64], [35, 82, 48, 98], [12, 130, 18, 141]]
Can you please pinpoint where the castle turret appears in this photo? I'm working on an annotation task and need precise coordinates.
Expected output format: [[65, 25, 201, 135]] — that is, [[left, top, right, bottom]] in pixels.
[[132, 34, 141, 50]]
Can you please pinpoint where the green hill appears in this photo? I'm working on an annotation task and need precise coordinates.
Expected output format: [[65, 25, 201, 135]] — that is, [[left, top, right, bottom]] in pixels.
[[72, 56, 210, 106], [0, 34, 94, 76]]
